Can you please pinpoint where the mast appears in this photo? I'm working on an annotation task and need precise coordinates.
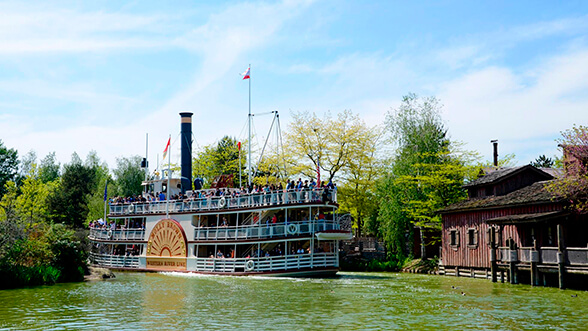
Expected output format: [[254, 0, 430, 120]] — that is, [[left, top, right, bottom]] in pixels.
[[248, 63, 252, 187], [166, 134, 171, 218]]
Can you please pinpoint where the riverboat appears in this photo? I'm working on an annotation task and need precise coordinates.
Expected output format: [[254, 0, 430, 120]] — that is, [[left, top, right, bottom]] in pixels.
[[88, 112, 352, 276]]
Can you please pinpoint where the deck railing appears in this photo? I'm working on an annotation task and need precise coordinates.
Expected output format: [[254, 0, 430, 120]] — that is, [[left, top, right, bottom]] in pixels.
[[89, 253, 140, 268], [496, 246, 588, 266], [89, 228, 145, 241], [109, 188, 337, 216], [193, 253, 338, 273], [194, 220, 338, 241], [566, 247, 588, 266]]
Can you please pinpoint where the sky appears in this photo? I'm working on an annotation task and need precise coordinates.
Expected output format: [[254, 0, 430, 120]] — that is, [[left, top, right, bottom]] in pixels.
[[1, 0, 587, 172]]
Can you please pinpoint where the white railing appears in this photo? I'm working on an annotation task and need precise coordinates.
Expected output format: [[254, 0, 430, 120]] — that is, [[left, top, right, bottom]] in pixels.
[[109, 188, 337, 216], [194, 220, 338, 241], [519, 247, 533, 263], [89, 253, 140, 268], [193, 253, 338, 273], [89, 228, 145, 241], [540, 247, 558, 264]]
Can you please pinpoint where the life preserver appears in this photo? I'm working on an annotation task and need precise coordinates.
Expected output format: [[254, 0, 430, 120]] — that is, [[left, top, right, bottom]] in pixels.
[[219, 197, 226, 208], [107, 230, 113, 239], [287, 223, 298, 235], [128, 204, 134, 214], [245, 260, 255, 271]]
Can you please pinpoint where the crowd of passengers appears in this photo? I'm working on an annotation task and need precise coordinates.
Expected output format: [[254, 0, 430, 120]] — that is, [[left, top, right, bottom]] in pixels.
[[89, 218, 145, 230], [210, 244, 330, 259], [108, 178, 337, 206]]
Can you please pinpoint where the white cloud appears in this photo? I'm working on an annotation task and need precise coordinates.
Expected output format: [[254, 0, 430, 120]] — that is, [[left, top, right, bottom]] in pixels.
[[439, 49, 588, 163]]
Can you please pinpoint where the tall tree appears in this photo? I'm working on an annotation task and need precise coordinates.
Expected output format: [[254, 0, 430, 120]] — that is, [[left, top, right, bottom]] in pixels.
[[376, 94, 475, 259], [0, 140, 19, 200], [113, 155, 144, 197], [48, 153, 97, 227], [14, 164, 57, 226], [39, 152, 60, 183]]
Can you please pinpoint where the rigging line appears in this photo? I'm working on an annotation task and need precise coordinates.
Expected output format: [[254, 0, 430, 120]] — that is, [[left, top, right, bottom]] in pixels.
[[253, 111, 278, 178], [276, 113, 288, 180]]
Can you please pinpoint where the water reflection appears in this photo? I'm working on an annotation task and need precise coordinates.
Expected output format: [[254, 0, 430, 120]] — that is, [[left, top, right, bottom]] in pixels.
[[0, 272, 586, 330]]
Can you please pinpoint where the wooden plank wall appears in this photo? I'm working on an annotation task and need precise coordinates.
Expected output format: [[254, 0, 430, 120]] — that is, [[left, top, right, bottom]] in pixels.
[[441, 203, 562, 268]]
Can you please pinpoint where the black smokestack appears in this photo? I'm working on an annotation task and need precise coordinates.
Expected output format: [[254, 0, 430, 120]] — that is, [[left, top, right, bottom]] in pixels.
[[491, 140, 498, 167], [180, 112, 193, 193]]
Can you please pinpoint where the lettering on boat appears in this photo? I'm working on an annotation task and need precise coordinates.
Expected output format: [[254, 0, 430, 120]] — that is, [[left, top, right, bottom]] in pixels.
[[146, 219, 187, 270]]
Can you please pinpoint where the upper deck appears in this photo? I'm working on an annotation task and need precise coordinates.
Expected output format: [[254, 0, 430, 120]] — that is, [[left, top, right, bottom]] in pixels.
[[109, 188, 337, 217]]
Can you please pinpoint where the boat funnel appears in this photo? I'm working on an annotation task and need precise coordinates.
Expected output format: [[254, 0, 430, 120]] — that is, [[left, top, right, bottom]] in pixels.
[[180, 112, 193, 193]]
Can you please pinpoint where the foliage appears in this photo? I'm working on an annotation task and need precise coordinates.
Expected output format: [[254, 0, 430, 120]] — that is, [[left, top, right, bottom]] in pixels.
[[0, 140, 19, 200], [113, 155, 144, 197], [376, 94, 476, 259], [14, 164, 57, 226], [48, 153, 98, 227], [530, 154, 555, 168], [0, 222, 86, 288], [193, 136, 243, 188], [39, 152, 61, 183], [546, 125, 588, 214]]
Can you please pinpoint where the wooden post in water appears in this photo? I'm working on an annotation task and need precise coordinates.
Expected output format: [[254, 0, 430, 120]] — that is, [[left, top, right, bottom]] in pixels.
[[490, 227, 497, 283], [557, 223, 566, 289], [530, 239, 539, 286], [508, 238, 518, 284]]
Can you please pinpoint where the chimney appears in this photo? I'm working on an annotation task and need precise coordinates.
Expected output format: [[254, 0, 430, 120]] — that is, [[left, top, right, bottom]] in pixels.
[[491, 140, 498, 167], [180, 112, 193, 193]]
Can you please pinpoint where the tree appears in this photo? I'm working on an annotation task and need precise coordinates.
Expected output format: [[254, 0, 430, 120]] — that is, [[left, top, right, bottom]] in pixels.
[[0, 140, 19, 200], [546, 125, 588, 214], [48, 153, 97, 227], [113, 156, 144, 197], [193, 136, 243, 188], [530, 154, 555, 168], [14, 164, 57, 226], [39, 152, 60, 183], [285, 110, 370, 182], [376, 94, 475, 260]]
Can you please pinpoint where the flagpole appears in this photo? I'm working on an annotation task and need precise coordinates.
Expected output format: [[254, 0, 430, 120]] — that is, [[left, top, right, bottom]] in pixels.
[[103, 180, 108, 225], [166, 134, 171, 219], [248, 63, 252, 187]]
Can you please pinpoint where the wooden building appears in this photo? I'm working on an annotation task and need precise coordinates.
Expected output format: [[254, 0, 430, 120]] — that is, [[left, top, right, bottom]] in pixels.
[[439, 165, 588, 289]]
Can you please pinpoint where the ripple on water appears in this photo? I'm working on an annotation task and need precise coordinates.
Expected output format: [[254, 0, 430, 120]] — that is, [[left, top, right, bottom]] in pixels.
[[1, 272, 587, 330]]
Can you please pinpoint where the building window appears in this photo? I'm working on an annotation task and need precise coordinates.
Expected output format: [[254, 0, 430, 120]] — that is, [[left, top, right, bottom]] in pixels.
[[467, 228, 478, 248], [449, 229, 459, 247]]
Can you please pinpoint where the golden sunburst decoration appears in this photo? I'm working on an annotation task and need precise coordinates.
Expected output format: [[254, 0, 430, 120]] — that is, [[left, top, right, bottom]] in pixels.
[[146, 219, 187, 257]]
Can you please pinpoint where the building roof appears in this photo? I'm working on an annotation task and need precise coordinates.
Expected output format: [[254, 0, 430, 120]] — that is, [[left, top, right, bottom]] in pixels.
[[463, 165, 553, 188], [485, 210, 568, 225], [441, 180, 562, 214]]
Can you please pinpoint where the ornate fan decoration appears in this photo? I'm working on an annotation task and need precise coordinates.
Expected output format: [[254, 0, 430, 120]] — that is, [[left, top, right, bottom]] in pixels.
[[147, 219, 187, 257]]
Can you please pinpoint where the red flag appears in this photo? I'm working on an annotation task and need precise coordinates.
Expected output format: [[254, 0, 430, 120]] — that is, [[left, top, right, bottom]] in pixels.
[[316, 160, 320, 184], [242, 67, 250, 80], [163, 137, 170, 160], [237, 141, 242, 151]]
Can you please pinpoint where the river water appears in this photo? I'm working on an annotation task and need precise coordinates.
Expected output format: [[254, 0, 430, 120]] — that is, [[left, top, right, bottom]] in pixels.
[[0, 272, 586, 330]]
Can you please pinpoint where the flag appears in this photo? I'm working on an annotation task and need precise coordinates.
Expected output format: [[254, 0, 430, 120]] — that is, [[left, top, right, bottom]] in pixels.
[[163, 137, 170, 160], [103, 181, 108, 202], [242, 67, 250, 80], [316, 160, 320, 184], [237, 141, 242, 151]]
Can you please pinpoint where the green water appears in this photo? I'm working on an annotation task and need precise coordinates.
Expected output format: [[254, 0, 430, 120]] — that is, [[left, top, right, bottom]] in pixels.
[[0, 272, 586, 330]]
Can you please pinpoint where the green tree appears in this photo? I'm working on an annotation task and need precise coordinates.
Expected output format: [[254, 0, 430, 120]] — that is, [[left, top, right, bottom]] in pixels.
[[193, 136, 243, 188], [530, 154, 555, 168], [14, 164, 57, 226], [0, 140, 19, 200], [113, 155, 144, 197], [39, 152, 61, 183], [48, 153, 97, 227], [376, 94, 475, 260]]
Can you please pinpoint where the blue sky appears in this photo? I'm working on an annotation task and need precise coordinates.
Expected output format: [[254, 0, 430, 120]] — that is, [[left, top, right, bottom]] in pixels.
[[1, 0, 587, 171]]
